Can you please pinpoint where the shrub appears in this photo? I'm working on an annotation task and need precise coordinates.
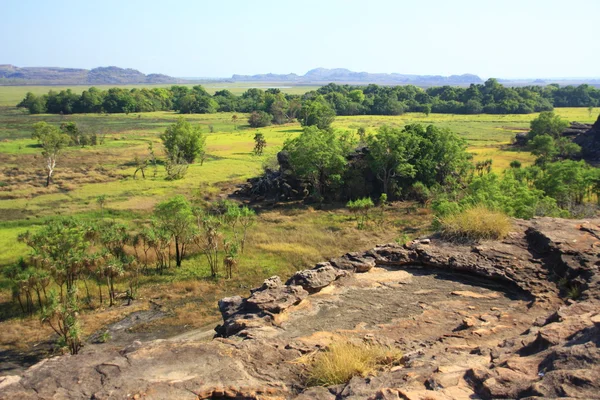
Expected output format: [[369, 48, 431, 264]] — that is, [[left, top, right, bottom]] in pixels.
[[304, 340, 402, 386], [346, 197, 374, 229], [438, 205, 511, 241], [248, 111, 272, 128]]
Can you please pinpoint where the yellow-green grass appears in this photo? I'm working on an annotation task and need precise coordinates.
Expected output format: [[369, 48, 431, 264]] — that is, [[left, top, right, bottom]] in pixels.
[[302, 339, 402, 386], [439, 205, 512, 241]]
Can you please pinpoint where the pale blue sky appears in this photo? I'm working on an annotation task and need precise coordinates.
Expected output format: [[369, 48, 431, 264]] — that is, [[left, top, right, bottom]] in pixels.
[[2, 0, 599, 79]]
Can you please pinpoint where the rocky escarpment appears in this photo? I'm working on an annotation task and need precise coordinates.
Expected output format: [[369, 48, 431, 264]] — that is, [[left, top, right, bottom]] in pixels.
[[1, 218, 599, 399], [514, 114, 600, 165], [573, 113, 600, 162]]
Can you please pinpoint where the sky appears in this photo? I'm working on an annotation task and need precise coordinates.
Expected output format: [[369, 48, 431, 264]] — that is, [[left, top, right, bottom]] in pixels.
[[2, 0, 599, 79]]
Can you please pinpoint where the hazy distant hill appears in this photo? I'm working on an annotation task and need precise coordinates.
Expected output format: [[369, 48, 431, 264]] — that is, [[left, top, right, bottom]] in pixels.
[[232, 67, 483, 85], [0, 65, 183, 85]]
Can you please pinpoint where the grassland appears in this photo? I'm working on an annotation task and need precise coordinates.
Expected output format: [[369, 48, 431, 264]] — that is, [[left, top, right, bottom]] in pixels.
[[0, 97, 597, 355]]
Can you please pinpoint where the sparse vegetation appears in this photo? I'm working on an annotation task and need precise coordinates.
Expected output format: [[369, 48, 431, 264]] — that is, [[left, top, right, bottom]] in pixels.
[[438, 205, 512, 241], [303, 339, 402, 386]]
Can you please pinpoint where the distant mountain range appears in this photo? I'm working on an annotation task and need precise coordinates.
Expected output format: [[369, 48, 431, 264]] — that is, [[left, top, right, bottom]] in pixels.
[[1, 65, 598, 87], [0, 65, 183, 85], [231, 68, 484, 85]]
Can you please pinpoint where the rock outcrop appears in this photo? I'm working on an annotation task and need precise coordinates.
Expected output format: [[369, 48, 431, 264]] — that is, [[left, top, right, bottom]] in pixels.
[[2, 217, 599, 399], [573, 114, 600, 162]]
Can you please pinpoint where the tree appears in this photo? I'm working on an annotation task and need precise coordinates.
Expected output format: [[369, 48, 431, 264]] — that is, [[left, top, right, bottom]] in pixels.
[[223, 240, 239, 279], [231, 114, 239, 130], [154, 196, 195, 268], [19, 218, 96, 296], [283, 127, 353, 199], [527, 111, 569, 141], [366, 126, 419, 196], [133, 155, 148, 179], [18, 92, 47, 114], [60, 122, 88, 147], [41, 288, 82, 354], [248, 111, 272, 128], [298, 97, 336, 129], [32, 122, 70, 186], [194, 212, 223, 278], [161, 117, 206, 164], [253, 133, 267, 155], [238, 206, 256, 253], [96, 195, 107, 216]]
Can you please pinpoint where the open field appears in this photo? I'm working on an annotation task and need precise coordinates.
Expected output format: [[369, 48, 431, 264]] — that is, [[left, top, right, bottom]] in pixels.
[[0, 104, 597, 361]]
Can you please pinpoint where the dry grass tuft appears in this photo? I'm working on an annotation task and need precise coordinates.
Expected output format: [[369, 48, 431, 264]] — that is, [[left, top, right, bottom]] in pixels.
[[439, 205, 511, 241], [302, 340, 402, 386]]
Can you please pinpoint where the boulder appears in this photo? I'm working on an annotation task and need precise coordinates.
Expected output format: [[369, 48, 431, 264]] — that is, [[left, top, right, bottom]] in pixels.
[[286, 264, 347, 293]]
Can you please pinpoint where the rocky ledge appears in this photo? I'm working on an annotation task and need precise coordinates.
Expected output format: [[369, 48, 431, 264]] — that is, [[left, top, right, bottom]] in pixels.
[[1, 217, 599, 399]]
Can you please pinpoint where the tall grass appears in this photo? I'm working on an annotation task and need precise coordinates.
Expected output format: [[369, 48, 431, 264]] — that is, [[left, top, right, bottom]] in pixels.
[[438, 205, 511, 241], [303, 340, 402, 386]]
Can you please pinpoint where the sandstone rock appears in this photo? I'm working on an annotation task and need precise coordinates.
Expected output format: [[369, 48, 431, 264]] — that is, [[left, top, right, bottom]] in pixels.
[[330, 252, 377, 272], [286, 264, 346, 293], [3, 217, 600, 399]]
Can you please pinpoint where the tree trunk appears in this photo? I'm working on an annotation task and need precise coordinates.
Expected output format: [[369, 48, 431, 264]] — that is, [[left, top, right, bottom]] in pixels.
[[175, 237, 181, 267]]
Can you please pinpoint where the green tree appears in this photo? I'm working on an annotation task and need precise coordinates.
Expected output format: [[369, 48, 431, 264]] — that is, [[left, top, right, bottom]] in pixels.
[[17, 92, 47, 114], [41, 288, 82, 354], [248, 111, 272, 128], [283, 127, 353, 199], [96, 195, 107, 216], [298, 96, 336, 129], [161, 117, 206, 164], [154, 196, 195, 268], [19, 218, 96, 295], [194, 212, 223, 278], [366, 126, 419, 196], [32, 122, 71, 186], [253, 132, 267, 155], [527, 111, 569, 141]]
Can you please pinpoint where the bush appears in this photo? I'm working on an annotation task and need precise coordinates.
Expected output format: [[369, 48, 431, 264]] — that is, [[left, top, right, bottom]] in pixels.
[[346, 197, 374, 229], [248, 111, 272, 128], [304, 340, 402, 386], [438, 205, 511, 241]]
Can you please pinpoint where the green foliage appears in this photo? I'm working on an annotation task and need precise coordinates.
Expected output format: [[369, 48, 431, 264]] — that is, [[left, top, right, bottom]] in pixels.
[[527, 111, 569, 140], [347, 197, 374, 229], [366, 124, 471, 197], [16, 81, 600, 117], [248, 111, 272, 128], [154, 195, 195, 267], [533, 160, 599, 207], [298, 96, 336, 129], [283, 127, 353, 199], [18, 218, 95, 292], [41, 288, 82, 354], [253, 132, 267, 155], [161, 117, 206, 164], [32, 122, 71, 186]]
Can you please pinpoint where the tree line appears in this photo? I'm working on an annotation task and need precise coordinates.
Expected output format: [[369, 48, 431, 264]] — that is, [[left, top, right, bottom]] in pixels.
[[17, 80, 600, 122]]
